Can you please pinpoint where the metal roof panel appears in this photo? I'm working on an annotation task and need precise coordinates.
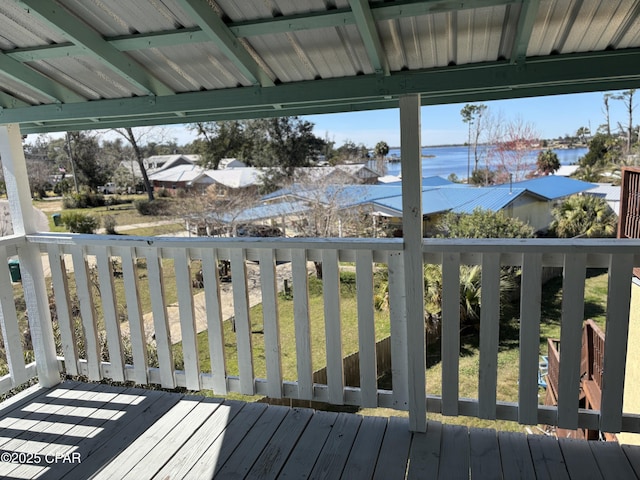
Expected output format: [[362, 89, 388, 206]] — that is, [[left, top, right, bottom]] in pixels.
[[498, 176, 596, 199]]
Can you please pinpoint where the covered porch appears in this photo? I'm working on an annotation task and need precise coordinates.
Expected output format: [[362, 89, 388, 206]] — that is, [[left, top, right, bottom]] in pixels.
[[2, 0, 640, 478]]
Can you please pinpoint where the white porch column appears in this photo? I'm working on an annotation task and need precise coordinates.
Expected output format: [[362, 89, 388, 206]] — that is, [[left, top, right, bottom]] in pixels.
[[0, 124, 60, 387], [399, 95, 426, 432]]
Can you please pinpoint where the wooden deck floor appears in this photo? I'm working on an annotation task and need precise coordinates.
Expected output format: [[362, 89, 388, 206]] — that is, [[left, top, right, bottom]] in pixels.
[[0, 382, 639, 479]]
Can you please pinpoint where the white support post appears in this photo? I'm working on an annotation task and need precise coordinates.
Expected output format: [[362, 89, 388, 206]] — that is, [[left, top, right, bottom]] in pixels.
[[0, 124, 59, 387], [399, 95, 426, 432]]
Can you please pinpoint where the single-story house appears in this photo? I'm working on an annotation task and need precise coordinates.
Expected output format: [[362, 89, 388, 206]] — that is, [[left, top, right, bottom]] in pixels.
[[218, 158, 247, 169], [191, 168, 263, 196], [294, 165, 380, 184], [145, 154, 199, 173], [149, 165, 264, 196], [148, 164, 203, 192]]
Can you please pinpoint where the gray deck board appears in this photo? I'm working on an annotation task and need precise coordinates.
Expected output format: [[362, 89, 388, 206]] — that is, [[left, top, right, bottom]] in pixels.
[[245, 407, 313, 479], [151, 399, 245, 480], [559, 437, 605, 480], [309, 411, 362, 479], [439, 424, 470, 480], [183, 401, 268, 480], [589, 440, 638, 480], [341, 415, 387, 479], [528, 433, 570, 480], [407, 420, 442, 479], [214, 404, 289, 479], [277, 410, 338, 480], [469, 427, 502, 480], [498, 431, 536, 479], [623, 444, 640, 478], [121, 397, 222, 480], [0, 381, 639, 480], [50, 388, 180, 480], [373, 415, 412, 480]]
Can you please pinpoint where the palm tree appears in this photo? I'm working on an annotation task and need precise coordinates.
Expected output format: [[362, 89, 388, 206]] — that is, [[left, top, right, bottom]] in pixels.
[[374, 141, 390, 176], [574, 164, 604, 183], [551, 195, 617, 238], [423, 263, 516, 334], [460, 104, 487, 181], [536, 149, 560, 175]]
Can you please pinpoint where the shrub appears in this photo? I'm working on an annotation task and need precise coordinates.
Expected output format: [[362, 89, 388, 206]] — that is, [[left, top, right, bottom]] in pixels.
[[105, 195, 131, 207], [157, 187, 172, 198], [134, 198, 172, 216], [103, 215, 117, 235], [62, 191, 105, 209], [60, 212, 99, 233]]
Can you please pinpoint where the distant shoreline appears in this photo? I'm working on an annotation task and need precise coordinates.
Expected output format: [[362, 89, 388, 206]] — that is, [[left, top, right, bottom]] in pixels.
[[387, 144, 587, 150]]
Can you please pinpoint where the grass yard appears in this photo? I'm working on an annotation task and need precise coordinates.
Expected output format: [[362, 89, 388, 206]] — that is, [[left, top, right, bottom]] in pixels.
[[33, 195, 181, 234]]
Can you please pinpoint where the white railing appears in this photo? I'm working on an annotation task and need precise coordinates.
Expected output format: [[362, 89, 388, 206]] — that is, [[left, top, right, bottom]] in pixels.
[[423, 239, 640, 433], [27, 233, 408, 408], [0, 235, 39, 394], [2, 233, 640, 434]]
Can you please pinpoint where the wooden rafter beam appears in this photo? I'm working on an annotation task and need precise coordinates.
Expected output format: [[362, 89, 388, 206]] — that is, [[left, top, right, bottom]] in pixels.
[[175, 0, 275, 87], [349, 0, 390, 76], [510, 0, 540, 64], [0, 51, 84, 103]]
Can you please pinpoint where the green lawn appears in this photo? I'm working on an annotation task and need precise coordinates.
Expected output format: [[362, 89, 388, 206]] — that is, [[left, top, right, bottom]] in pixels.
[[33, 195, 181, 233]]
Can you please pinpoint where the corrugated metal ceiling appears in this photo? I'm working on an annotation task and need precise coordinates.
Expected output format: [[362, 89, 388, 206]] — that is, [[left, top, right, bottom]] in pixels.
[[0, 0, 639, 133]]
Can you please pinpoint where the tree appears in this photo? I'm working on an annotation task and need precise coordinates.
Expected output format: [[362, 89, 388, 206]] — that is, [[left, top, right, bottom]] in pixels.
[[334, 140, 368, 163], [178, 185, 261, 238], [259, 117, 324, 175], [189, 120, 248, 169], [488, 117, 539, 183], [601, 93, 613, 136], [25, 158, 54, 199], [460, 104, 487, 180], [284, 176, 372, 277], [250, 117, 325, 192], [422, 263, 516, 335], [614, 89, 636, 155], [536, 149, 560, 175], [576, 126, 591, 144], [109, 127, 161, 200], [374, 141, 389, 175], [62, 132, 109, 190], [551, 195, 617, 238], [436, 208, 534, 239], [578, 132, 622, 168]]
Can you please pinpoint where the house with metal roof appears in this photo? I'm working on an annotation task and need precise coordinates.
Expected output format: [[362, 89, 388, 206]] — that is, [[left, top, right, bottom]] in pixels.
[[148, 163, 203, 192], [495, 175, 596, 200], [149, 165, 264, 195], [260, 176, 595, 235], [145, 154, 199, 173]]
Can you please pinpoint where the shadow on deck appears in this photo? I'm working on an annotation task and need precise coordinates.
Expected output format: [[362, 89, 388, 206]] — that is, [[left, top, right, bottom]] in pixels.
[[1, 381, 640, 479]]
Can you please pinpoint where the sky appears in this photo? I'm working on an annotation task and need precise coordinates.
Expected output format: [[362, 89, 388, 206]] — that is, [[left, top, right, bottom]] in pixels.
[[28, 90, 630, 149]]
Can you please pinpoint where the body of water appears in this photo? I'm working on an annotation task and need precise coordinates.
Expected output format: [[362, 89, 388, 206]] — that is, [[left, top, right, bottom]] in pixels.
[[370, 145, 588, 180]]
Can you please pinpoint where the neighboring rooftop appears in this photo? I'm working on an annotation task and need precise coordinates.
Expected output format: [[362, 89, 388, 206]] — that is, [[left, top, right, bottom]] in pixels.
[[496, 175, 596, 200]]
